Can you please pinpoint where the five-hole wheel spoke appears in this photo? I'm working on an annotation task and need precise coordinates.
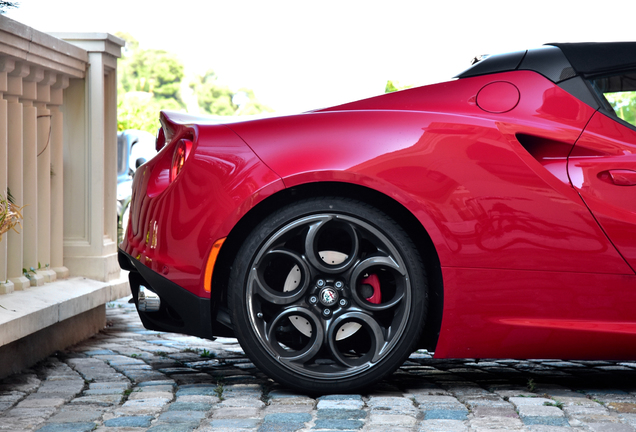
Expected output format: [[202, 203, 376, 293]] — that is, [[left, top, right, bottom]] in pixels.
[[229, 198, 428, 393]]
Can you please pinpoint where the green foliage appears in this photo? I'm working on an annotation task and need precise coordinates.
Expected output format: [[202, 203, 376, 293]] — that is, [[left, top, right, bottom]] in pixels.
[[605, 91, 636, 126], [116, 33, 186, 132], [22, 267, 36, 280], [191, 71, 273, 117], [117, 92, 180, 133], [385, 80, 399, 93], [214, 382, 224, 400], [119, 48, 184, 103], [200, 349, 214, 358], [117, 34, 272, 132], [543, 400, 564, 409], [385, 80, 413, 94], [191, 71, 235, 116]]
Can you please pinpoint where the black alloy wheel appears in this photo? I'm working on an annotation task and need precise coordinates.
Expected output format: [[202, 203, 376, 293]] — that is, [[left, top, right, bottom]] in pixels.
[[229, 197, 428, 393]]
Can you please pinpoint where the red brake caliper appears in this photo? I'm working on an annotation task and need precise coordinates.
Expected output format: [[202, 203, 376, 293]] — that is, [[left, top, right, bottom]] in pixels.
[[361, 274, 381, 304]]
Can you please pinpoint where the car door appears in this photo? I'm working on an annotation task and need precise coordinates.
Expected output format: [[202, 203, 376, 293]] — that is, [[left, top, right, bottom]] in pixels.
[[568, 72, 636, 272]]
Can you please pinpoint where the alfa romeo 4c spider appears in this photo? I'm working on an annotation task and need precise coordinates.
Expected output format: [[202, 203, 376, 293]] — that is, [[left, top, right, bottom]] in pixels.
[[119, 42, 636, 393]]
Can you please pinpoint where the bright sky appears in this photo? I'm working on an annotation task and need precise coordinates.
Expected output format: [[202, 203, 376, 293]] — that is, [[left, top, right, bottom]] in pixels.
[[6, 0, 636, 113]]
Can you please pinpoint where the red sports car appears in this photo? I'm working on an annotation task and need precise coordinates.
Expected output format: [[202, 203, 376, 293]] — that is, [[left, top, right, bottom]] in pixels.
[[119, 42, 636, 393]]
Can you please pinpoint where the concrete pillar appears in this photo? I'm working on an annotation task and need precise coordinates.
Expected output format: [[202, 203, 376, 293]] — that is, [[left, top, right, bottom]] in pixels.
[[56, 33, 124, 282]]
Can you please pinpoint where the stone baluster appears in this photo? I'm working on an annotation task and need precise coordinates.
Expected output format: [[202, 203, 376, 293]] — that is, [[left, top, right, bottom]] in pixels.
[[0, 58, 14, 294], [6, 62, 30, 290], [49, 75, 69, 279], [35, 71, 58, 283], [21, 66, 45, 286]]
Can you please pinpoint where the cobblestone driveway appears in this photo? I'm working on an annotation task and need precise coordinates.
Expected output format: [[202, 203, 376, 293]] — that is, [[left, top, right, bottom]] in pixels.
[[1, 297, 636, 432]]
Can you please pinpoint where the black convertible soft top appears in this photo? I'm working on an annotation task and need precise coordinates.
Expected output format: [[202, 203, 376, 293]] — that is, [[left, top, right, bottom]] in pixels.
[[455, 42, 636, 111], [457, 41, 636, 81], [548, 42, 636, 76]]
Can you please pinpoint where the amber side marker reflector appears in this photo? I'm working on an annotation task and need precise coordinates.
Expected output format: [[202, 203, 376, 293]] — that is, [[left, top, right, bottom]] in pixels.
[[204, 237, 226, 293]]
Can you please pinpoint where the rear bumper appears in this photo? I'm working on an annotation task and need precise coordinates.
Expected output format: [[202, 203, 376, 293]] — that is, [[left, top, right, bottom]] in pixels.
[[118, 249, 215, 340]]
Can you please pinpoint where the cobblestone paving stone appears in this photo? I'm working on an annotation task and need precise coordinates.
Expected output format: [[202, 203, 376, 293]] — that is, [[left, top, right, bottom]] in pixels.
[[1, 297, 636, 431]]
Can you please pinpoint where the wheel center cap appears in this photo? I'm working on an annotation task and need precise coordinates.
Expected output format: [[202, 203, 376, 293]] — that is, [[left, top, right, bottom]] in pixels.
[[319, 287, 338, 307]]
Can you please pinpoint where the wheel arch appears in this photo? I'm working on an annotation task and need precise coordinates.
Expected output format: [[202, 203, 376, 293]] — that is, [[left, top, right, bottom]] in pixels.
[[211, 181, 443, 351]]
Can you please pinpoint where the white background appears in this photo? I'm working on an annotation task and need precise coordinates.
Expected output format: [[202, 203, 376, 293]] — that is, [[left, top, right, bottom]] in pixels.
[[7, 0, 636, 113]]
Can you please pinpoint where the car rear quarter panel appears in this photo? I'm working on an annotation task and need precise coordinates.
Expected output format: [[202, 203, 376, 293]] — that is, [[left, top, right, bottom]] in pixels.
[[121, 124, 284, 298]]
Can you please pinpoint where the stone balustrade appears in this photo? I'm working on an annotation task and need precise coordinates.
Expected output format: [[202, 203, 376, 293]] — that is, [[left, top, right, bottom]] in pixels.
[[0, 15, 129, 377]]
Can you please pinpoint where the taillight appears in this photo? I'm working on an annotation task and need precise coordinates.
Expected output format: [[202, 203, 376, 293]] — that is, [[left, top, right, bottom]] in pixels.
[[156, 127, 166, 152], [170, 139, 192, 182]]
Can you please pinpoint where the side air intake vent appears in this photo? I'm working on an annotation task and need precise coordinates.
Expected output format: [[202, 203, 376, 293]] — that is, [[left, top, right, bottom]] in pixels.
[[516, 133, 574, 184]]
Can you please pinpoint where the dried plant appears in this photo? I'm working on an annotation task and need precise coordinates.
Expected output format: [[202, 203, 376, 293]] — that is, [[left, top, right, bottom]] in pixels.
[[0, 191, 23, 241]]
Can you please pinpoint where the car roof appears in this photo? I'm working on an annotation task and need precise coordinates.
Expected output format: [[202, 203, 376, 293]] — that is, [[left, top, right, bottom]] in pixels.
[[548, 42, 636, 76], [456, 42, 636, 112], [457, 42, 636, 82]]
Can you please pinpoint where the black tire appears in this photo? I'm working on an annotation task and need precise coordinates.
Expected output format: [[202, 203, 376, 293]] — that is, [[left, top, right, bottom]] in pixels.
[[228, 197, 428, 393]]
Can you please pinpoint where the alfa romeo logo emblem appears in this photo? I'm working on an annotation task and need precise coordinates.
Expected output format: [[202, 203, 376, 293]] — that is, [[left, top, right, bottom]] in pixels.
[[319, 287, 338, 306]]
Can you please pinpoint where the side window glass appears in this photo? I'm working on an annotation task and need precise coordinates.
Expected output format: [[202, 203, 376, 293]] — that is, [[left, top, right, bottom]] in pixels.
[[589, 72, 636, 127], [604, 91, 636, 126]]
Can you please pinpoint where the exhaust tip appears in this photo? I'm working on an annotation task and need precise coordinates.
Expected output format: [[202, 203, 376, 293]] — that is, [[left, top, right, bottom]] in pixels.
[[138, 285, 161, 312]]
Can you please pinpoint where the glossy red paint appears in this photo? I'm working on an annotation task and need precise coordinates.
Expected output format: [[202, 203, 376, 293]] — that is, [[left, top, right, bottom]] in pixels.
[[121, 66, 636, 362], [155, 127, 166, 152], [230, 72, 629, 275], [121, 123, 284, 298], [437, 267, 636, 359], [569, 111, 636, 272], [604, 169, 636, 186], [476, 81, 520, 113], [169, 139, 192, 182]]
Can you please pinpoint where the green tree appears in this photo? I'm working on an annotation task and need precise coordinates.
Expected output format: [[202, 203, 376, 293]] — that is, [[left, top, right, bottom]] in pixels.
[[191, 71, 273, 116], [119, 49, 185, 105], [116, 33, 186, 132], [116, 34, 271, 131], [605, 91, 636, 127], [190, 71, 236, 116], [117, 92, 181, 134]]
